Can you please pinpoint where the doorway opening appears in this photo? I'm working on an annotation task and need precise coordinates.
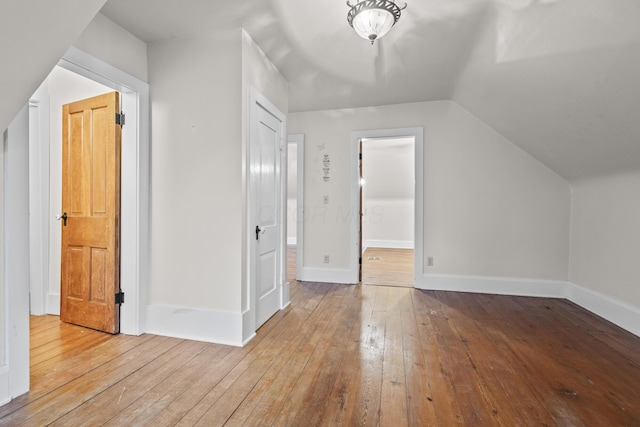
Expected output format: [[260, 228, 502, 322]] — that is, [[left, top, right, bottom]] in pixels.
[[5, 47, 149, 400], [349, 127, 424, 286], [286, 134, 304, 284], [360, 137, 415, 288], [30, 66, 114, 319]]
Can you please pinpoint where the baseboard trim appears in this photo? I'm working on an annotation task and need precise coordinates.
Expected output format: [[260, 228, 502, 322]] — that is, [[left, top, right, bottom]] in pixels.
[[0, 366, 9, 406], [298, 267, 356, 284], [46, 293, 60, 315], [365, 240, 414, 249], [418, 274, 640, 338], [241, 309, 255, 345], [282, 281, 290, 309], [420, 274, 567, 298], [567, 282, 640, 338], [146, 305, 244, 347]]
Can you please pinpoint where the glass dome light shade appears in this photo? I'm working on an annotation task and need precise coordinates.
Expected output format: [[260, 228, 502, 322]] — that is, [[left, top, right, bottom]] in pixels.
[[347, 0, 406, 44], [352, 8, 395, 42]]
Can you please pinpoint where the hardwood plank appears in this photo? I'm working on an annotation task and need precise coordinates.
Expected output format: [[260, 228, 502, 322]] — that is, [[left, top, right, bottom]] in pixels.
[[3, 285, 640, 426], [362, 247, 413, 288], [1, 335, 181, 425], [410, 290, 465, 425], [272, 284, 360, 426], [223, 285, 358, 426], [399, 290, 438, 426], [441, 292, 557, 425], [50, 339, 210, 426], [318, 285, 376, 426], [379, 287, 409, 426], [349, 287, 387, 426], [428, 291, 500, 425]]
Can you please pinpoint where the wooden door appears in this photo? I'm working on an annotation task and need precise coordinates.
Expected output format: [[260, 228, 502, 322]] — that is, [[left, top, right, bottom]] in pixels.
[[254, 104, 282, 328], [60, 92, 122, 334]]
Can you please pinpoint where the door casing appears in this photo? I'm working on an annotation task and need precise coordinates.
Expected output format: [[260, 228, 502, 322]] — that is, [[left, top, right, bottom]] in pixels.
[[349, 127, 424, 285], [287, 133, 304, 282], [28, 46, 150, 335]]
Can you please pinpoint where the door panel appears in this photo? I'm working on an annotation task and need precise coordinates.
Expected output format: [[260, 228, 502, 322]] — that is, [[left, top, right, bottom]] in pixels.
[[60, 91, 121, 334], [254, 105, 282, 328]]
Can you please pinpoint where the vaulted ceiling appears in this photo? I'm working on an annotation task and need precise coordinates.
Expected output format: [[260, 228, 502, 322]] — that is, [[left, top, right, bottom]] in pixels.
[[2, 0, 636, 181], [101, 0, 640, 180]]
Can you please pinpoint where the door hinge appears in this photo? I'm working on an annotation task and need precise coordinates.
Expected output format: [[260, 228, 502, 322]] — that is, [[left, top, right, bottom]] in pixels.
[[359, 257, 362, 265], [359, 153, 362, 160], [115, 112, 125, 126], [115, 291, 125, 305]]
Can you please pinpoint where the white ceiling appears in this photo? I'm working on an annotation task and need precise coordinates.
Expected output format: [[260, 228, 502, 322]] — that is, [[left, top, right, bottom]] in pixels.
[[100, 0, 640, 180]]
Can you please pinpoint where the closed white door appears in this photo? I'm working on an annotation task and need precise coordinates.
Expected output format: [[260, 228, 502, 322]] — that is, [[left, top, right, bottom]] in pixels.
[[252, 101, 283, 328]]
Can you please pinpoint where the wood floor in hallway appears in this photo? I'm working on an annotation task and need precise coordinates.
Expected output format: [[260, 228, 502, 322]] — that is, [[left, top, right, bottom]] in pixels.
[[362, 247, 414, 288], [2, 280, 640, 425]]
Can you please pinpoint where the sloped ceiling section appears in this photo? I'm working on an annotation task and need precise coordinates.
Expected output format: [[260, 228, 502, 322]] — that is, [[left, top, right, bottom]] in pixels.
[[452, 0, 640, 179], [0, 0, 106, 132], [100, 0, 640, 180]]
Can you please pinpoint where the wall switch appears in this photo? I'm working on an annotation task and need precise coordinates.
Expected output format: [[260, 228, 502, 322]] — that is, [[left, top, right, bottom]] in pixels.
[[427, 256, 434, 267], [323, 195, 329, 204], [324, 254, 330, 263]]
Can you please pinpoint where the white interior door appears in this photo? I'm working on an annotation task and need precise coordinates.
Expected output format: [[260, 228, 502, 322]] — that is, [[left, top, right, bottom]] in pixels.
[[252, 100, 283, 328]]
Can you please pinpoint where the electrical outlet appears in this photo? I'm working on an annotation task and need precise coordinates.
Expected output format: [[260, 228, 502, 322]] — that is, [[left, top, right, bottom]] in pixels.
[[323, 195, 329, 204], [324, 254, 330, 263], [427, 256, 434, 267]]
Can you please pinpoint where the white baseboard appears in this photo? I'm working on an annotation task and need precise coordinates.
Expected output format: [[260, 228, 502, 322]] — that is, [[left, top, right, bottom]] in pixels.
[[418, 274, 640, 338], [365, 240, 413, 249], [287, 237, 296, 245], [282, 281, 290, 308], [298, 267, 356, 284], [47, 293, 60, 315], [567, 282, 640, 338], [0, 366, 9, 406], [420, 274, 567, 298], [241, 309, 256, 346], [146, 305, 244, 347]]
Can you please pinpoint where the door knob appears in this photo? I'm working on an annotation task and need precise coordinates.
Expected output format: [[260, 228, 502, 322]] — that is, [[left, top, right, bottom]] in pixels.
[[255, 225, 265, 240], [61, 212, 68, 226]]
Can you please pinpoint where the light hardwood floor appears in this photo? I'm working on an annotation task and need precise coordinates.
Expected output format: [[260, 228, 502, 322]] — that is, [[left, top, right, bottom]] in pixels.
[[2, 262, 640, 425], [362, 247, 414, 288]]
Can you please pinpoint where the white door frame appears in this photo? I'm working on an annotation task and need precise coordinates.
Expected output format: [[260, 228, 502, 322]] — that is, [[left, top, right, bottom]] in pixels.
[[31, 46, 150, 335], [349, 127, 424, 284], [3, 46, 149, 404], [287, 133, 305, 281], [246, 87, 288, 337]]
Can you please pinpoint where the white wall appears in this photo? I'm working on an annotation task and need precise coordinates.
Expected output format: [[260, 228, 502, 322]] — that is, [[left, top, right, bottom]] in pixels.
[[288, 101, 571, 282], [1, 106, 31, 403], [569, 170, 640, 309], [73, 13, 148, 83], [287, 144, 298, 243], [362, 138, 414, 249], [145, 29, 288, 345], [0, 106, 5, 402], [148, 31, 242, 313], [363, 199, 414, 248]]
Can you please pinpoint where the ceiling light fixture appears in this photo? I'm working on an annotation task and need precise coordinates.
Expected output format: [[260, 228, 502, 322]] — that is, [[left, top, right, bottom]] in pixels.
[[346, 0, 407, 44]]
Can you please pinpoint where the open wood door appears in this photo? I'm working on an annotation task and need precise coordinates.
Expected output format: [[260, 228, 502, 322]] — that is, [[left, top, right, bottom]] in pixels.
[[60, 92, 122, 334]]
